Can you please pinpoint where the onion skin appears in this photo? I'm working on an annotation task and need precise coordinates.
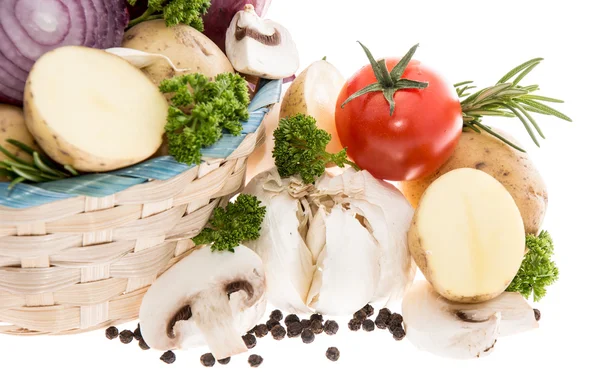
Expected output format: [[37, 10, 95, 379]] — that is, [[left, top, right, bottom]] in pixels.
[[202, 0, 272, 52], [0, 0, 129, 105]]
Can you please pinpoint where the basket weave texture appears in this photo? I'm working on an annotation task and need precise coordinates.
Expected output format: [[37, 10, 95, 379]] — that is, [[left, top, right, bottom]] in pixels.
[[0, 84, 277, 335]]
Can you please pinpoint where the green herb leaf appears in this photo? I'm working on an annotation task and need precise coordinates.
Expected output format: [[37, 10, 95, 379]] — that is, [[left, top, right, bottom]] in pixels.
[[192, 194, 266, 252], [128, 0, 212, 30], [506, 230, 559, 302], [272, 114, 360, 184], [160, 73, 250, 165]]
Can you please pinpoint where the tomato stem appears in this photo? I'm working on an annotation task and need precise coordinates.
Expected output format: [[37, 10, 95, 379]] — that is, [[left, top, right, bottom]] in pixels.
[[340, 42, 429, 116]]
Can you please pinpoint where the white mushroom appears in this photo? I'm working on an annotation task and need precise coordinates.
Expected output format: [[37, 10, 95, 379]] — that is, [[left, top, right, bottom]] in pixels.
[[402, 281, 539, 359], [225, 4, 299, 79], [139, 245, 267, 360]]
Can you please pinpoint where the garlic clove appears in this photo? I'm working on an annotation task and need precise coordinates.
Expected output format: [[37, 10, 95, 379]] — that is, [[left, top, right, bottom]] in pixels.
[[225, 4, 299, 79], [139, 245, 266, 360], [307, 205, 381, 315], [244, 168, 314, 313], [402, 281, 539, 359]]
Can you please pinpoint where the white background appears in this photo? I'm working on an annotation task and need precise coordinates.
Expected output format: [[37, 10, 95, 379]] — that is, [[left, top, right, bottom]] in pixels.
[[1, 0, 598, 391]]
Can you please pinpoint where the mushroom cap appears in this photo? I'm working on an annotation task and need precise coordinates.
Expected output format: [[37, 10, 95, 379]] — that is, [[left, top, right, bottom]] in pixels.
[[225, 6, 299, 79], [139, 245, 266, 351]]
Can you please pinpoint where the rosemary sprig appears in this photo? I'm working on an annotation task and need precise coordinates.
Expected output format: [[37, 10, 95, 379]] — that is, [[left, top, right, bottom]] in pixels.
[[0, 139, 78, 189], [457, 58, 572, 152]]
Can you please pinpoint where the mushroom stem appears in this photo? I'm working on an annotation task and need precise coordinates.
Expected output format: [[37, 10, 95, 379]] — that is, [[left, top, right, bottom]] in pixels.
[[192, 289, 248, 360]]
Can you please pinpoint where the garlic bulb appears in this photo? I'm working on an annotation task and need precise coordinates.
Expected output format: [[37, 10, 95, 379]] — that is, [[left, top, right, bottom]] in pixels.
[[244, 167, 415, 315]]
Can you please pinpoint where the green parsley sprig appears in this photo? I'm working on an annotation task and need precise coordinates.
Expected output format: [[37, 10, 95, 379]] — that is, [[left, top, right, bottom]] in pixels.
[[506, 230, 559, 301], [457, 58, 572, 152], [127, 0, 211, 30], [193, 194, 266, 252], [159, 73, 250, 165], [272, 114, 360, 184]]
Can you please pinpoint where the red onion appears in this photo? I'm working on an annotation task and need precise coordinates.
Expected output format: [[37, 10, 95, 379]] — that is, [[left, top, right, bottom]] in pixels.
[[0, 0, 129, 105], [203, 0, 272, 53]]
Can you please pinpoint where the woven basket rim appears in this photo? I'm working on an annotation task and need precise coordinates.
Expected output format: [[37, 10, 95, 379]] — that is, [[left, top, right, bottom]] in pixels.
[[0, 79, 283, 209]]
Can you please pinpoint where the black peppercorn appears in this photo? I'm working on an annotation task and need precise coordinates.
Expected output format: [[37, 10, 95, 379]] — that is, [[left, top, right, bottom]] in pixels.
[[391, 325, 406, 341], [269, 309, 283, 322], [139, 338, 150, 350], [324, 320, 339, 335], [390, 313, 403, 323], [271, 325, 286, 340], [388, 314, 403, 331], [362, 319, 375, 332], [287, 321, 303, 338], [200, 353, 216, 367], [361, 304, 374, 317], [254, 324, 269, 338], [301, 328, 315, 344], [310, 319, 324, 334], [348, 318, 361, 331], [105, 326, 119, 340], [243, 333, 257, 349], [326, 347, 340, 362], [266, 319, 280, 331], [217, 357, 231, 365], [310, 313, 323, 322], [284, 314, 300, 326], [133, 325, 142, 341], [375, 314, 389, 329], [353, 309, 367, 321], [301, 319, 311, 329], [534, 309, 541, 321], [160, 350, 176, 364], [248, 354, 263, 367], [119, 330, 134, 344], [378, 308, 392, 318]]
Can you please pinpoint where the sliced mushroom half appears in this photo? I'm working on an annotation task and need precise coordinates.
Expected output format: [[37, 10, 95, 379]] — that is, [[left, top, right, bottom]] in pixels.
[[139, 245, 267, 360], [226, 4, 299, 79], [402, 281, 539, 359]]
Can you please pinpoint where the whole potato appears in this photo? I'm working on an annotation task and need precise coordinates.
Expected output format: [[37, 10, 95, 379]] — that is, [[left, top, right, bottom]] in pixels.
[[0, 104, 39, 181], [121, 20, 234, 86], [400, 130, 547, 234]]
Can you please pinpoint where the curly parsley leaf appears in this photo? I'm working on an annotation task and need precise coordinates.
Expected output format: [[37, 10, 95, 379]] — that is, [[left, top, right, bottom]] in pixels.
[[128, 0, 212, 31]]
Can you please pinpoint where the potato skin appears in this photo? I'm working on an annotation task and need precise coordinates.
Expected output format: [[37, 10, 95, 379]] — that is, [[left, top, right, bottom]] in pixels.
[[0, 104, 39, 181], [401, 130, 547, 234], [121, 20, 234, 85]]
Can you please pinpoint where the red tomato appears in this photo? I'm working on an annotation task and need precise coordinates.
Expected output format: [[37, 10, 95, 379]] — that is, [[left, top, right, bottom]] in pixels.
[[335, 58, 463, 181]]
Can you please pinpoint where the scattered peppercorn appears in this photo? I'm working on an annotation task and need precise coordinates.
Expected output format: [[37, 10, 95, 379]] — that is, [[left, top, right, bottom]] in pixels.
[[271, 325, 286, 340], [243, 333, 257, 349], [390, 313, 404, 324], [326, 347, 340, 362], [362, 319, 375, 332], [133, 325, 142, 341], [375, 315, 389, 329], [301, 319, 311, 329], [534, 309, 541, 321], [160, 350, 176, 364], [254, 324, 269, 338], [388, 314, 404, 331], [270, 309, 283, 321], [301, 328, 315, 344], [248, 354, 263, 368], [310, 313, 324, 322], [287, 322, 303, 338], [119, 330, 134, 344], [310, 319, 324, 334], [378, 308, 392, 318], [266, 319, 280, 331], [361, 304, 375, 317], [139, 338, 150, 350], [353, 309, 367, 321], [348, 318, 361, 331], [324, 320, 339, 335], [392, 325, 406, 341], [200, 353, 216, 367], [218, 357, 231, 365], [105, 326, 119, 340], [284, 314, 300, 326]]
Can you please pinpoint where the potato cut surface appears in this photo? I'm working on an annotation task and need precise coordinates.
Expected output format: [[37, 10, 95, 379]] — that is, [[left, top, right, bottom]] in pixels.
[[413, 168, 525, 302], [25, 46, 167, 170]]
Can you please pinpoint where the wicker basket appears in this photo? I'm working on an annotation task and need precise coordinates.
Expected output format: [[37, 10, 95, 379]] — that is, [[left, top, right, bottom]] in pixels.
[[0, 80, 281, 336]]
